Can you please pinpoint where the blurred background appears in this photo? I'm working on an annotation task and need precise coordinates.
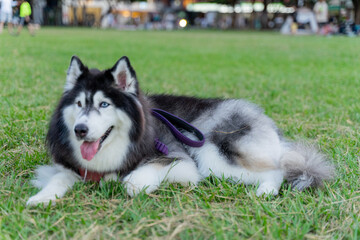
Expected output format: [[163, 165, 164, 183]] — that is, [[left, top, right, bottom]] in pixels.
[[1, 0, 359, 35]]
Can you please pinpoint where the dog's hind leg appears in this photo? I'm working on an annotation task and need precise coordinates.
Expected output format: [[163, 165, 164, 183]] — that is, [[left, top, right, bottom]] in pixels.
[[26, 164, 80, 206], [123, 153, 201, 197]]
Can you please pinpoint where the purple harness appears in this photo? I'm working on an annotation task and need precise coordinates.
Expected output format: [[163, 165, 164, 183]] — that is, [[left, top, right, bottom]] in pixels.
[[151, 108, 205, 155]]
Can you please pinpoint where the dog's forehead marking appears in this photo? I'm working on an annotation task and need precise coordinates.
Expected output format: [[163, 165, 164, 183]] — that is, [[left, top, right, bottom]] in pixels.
[[75, 92, 86, 102], [93, 91, 105, 103], [86, 92, 91, 102], [93, 91, 112, 105], [85, 91, 93, 107]]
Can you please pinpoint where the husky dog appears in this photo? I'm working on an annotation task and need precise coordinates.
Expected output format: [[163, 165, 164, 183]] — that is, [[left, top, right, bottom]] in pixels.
[[27, 56, 334, 206]]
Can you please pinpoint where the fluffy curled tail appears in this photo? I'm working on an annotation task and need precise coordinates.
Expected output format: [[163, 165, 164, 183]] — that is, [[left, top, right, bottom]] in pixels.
[[280, 141, 335, 191]]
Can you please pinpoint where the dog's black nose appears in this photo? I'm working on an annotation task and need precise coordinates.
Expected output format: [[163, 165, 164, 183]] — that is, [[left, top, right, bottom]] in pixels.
[[74, 124, 88, 138]]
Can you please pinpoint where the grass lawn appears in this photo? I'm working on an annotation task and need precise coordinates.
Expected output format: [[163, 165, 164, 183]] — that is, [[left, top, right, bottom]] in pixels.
[[1, 28, 359, 239]]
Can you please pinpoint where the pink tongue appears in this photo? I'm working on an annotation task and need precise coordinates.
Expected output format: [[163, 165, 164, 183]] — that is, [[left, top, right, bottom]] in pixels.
[[80, 140, 100, 161]]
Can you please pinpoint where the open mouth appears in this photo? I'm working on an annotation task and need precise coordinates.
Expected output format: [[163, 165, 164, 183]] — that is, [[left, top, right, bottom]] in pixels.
[[80, 126, 114, 161]]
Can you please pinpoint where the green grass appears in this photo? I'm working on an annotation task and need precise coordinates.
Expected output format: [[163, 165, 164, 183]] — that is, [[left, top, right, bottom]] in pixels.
[[1, 28, 360, 239]]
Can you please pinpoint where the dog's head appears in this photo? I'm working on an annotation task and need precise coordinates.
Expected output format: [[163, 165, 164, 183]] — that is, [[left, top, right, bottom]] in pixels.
[[59, 56, 145, 163]]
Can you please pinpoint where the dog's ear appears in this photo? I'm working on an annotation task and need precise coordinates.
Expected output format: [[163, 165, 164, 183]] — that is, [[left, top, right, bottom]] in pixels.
[[110, 56, 138, 95], [65, 56, 86, 92]]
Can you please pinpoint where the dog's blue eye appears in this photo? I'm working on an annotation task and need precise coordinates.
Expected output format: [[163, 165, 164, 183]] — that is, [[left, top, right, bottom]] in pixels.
[[100, 102, 110, 108]]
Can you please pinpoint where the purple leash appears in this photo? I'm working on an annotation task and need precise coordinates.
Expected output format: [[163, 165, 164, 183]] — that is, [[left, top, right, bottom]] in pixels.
[[151, 108, 205, 155]]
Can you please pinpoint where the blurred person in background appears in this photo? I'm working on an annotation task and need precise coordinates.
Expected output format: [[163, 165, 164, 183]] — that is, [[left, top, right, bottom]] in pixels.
[[16, 0, 34, 35], [11, 1, 20, 28], [0, 0, 14, 34], [313, 0, 328, 28]]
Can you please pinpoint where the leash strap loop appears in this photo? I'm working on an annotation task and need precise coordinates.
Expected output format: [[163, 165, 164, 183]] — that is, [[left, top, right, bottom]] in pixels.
[[151, 108, 205, 155]]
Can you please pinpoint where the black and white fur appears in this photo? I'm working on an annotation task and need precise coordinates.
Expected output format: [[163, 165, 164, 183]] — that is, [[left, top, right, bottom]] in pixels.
[[27, 56, 335, 206]]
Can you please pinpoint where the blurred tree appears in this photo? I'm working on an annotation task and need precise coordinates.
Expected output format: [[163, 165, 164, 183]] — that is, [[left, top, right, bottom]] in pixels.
[[353, 0, 360, 24], [209, 0, 237, 28], [210, 0, 275, 29]]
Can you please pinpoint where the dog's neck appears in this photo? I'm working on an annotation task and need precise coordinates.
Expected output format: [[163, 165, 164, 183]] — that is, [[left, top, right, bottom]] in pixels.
[[78, 168, 105, 182]]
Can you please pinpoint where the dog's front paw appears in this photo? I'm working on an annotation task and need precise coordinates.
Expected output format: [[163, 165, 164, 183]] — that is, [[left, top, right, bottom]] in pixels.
[[103, 173, 118, 182], [256, 182, 279, 197], [100, 173, 119, 187], [123, 170, 159, 197], [26, 193, 57, 206]]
